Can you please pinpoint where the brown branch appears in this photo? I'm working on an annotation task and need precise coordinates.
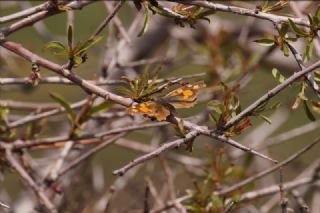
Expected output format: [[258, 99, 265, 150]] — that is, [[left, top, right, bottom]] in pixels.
[[216, 137, 320, 195], [171, 0, 309, 26], [0, 2, 49, 24], [1, 1, 94, 37], [5, 148, 57, 212], [57, 133, 125, 179], [222, 59, 320, 130], [90, 0, 125, 39], [0, 41, 133, 106], [113, 130, 199, 176]]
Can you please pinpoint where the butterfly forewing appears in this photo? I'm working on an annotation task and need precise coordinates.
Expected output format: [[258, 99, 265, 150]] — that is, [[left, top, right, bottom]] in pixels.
[[127, 81, 205, 121], [162, 81, 206, 108]]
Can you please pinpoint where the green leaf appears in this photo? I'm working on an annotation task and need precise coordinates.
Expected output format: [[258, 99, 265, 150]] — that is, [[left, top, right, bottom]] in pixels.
[[282, 44, 289, 57], [303, 100, 316, 121], [316, 5, 320, 18], [49, 92, 76, 124], [75, 36, 103, 54], [138, 7, 150, 37], [311, 101, 320, 114], [67, 25, 73, 51], [303, 42, 313, 63], [298, 82, 308, 101], [288, 19, 308, 37], [254, 38, 275, 47], [87, 101, 113, 118], [313, 16, 319, 26], [117, 86, 133, 97], [0, 107, 9, 120], [43, 41, 67, 53], [307, 14, 314, 26], [209, 113, 218, 124], [285, 37, 298, 42], [73, 55, 83, 65], [279, 23, 289, 37], [175, 119, 188, 139], [269, 102, 281, 110], [272, 68, 285, 83], [208, 100, 224, 115], [224, 167, 233, 176], [210, 195, 223, 208], [258, 114, 272, 124]]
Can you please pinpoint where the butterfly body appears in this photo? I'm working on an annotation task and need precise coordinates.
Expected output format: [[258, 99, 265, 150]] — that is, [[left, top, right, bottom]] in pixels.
[[127, 81, 205, 121]]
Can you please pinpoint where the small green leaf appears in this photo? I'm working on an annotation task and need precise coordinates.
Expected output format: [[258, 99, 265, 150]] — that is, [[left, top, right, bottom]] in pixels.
[[272, 68, 285, 83], [307, 14, 314, 26], [49, 92, 76, 124], [269, 102, 281, 110], [258, 114, 272, 124], [73, 55, 83, 65], [254, 38, 275, 47], [282, 44, 289, 57], [138, 7, 150, 37], [279, 23, 289, 37], [224, 167, 233, 176], [316, 5, 320, 18], [209, 113, 218, 123], [87, 101, 113, 118], [43, 41, 67, 52], [298, 82, 308, 101], [311, 101, 320, 114], [75, 36, 103, 54], [117, 86, 133, 97], [211, 195, 223, 208], [288, 19, 308, 37], [303, 42, 313, 63], [67, 25, 73, 51], [208, 100, 224, 115], [303, 100, 316, 121], [175, 119, 187, 138]]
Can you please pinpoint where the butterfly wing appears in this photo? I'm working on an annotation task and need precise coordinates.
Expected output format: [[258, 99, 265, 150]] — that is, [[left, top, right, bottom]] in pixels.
[[127, 101, 170, 121], [163, 81, 206, 109]]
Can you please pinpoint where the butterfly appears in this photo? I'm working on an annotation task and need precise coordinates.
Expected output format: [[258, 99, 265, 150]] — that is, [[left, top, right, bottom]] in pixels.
[[127, 81, 206, 121]]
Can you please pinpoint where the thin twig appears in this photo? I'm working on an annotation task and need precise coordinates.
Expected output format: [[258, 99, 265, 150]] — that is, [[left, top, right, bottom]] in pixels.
[[216, 137, 320, 195], [113, 131, 199, 176], [58, 133, 125, 178], [5, 148, 57, 212]]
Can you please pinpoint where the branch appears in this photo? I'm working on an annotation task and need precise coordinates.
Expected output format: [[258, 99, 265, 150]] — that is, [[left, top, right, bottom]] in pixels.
[[171, 0, 309, 26], [113, 130, 199, 176], [57, 133, 125, 179], [239, 177, 313, 202], [0, 41, 133, 106], [5, 148, 57, 212], [1, 0, 94, 37], [222, 59, 320, 130], [216, 137, 320, 195], [0, 2, 49, 24]]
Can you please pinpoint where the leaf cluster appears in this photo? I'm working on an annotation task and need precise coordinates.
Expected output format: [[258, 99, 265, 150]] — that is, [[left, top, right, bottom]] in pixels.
[[135, 1, 214, 36], [118, 69, 159, 102], [208, 83, 251, 136], [261, 0, 288, 13], [288, 6, 320, 62], [185, 148, 244, 212], [254, 23, 296, 57], [44, 25, 102, 67]]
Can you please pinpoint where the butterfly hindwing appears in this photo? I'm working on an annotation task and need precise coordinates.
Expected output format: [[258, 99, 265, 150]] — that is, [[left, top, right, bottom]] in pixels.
[[127, 81, 205, 121], [127, 101, 170, 121]]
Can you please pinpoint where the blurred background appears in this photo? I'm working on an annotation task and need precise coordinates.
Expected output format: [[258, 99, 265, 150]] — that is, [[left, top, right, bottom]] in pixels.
[[1, 1, 320, 212]]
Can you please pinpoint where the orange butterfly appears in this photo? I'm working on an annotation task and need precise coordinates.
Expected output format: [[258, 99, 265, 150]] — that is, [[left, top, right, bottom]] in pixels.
[[128, 81, 206, 121]]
